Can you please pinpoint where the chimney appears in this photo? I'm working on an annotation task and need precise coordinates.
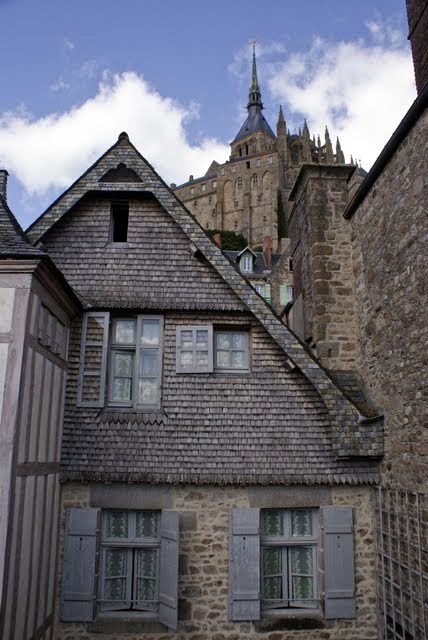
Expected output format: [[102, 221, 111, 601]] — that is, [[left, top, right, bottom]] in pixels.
[[263, 235, 272, 268], [212, 232, 222, 248], [189, 175, 194, 182], [0, 170, 8, 202]]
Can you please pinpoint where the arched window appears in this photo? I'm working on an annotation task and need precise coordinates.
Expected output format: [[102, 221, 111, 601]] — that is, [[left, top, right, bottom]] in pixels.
[[251, 174, 258, 188], [237, 177, 243, 190]]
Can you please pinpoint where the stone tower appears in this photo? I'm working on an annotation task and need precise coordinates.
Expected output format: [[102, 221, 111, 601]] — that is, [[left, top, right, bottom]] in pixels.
[[173, 45, 351, 248]]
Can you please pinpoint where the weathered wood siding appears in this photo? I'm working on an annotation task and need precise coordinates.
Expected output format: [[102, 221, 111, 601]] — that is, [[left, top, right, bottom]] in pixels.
[[0, 270, 73, 640]]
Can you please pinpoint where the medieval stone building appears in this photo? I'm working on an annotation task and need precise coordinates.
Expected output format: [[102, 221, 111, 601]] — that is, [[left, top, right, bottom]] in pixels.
[[0, 2, 426, 639], [173, 45, 349, 248]]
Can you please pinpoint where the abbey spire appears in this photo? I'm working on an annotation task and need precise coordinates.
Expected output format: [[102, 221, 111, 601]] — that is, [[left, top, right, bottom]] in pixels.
[[248, 41, 263, 109]]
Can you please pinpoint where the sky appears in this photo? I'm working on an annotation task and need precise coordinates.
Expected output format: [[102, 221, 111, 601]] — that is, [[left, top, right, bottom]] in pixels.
[[0, 0, 416, 229]]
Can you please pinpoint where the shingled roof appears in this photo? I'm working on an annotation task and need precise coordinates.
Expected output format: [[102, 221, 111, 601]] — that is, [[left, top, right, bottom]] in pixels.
[[0, 194, 45, 258], [28, 133, 383, 471]]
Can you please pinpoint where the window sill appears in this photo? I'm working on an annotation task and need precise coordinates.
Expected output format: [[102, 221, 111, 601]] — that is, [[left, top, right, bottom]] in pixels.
[[255, 610, 327, 632], [89, 613, 164, 634]]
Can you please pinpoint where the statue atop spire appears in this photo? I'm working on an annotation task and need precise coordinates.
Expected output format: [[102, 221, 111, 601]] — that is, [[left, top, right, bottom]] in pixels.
[[248, 41, 263, 110]]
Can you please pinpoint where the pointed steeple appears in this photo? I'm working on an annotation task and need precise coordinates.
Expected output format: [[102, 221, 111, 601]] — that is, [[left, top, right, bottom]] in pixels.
[[277, 104, 286, 130], [302, 119, 312, 162], [248, 41, 263, 109], [335, 136, 345, 164], [325, 126, 334, 162]]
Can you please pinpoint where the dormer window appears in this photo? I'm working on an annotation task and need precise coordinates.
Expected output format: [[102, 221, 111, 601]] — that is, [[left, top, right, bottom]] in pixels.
[[111, 201, 129, 243], [241, 255, 252, 273]]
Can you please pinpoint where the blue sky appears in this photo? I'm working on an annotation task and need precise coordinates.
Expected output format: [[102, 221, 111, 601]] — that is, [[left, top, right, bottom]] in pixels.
[[0, 0, 416, 228]]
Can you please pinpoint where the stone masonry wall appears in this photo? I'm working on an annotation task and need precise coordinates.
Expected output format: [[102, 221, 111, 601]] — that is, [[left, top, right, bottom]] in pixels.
[[288, 165, 358, 372], [406, 0, 428, 94], [349, 108, 428, 491], [53, 482, 377, 640]]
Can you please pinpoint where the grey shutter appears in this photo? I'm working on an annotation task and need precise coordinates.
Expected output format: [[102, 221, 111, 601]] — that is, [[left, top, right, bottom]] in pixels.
[[77, 311, 109, 407], [323, 506, 356, 619], [61, 508, 99, 622], [159, 511, 179, 631], [264, 284, 271, 303], [229, 508, 260, 621]]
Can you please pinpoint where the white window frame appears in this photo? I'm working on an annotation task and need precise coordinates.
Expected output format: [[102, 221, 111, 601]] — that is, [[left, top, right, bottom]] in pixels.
[[254, 284, 265, 296], [99, 510, 160, 614], [201, 184, 206, 192], [256, 159, 261, 167], [108, 315, 163, 410], [261, 509, 318, 613], [212, 180, 217, 188], [176, 326, 250, 374], [240, 255, 253, 273]]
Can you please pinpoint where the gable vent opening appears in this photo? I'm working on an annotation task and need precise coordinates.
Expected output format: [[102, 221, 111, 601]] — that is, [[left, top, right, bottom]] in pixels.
[[111, 201, 129, 242]]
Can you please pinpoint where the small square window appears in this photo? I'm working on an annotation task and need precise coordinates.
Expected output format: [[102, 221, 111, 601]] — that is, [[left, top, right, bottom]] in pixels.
[[215, 331, 249, 371], [176, 326, 249, 373], [232, 166, 237, 173], [268, 156, 273, 164], [190, 187, 195, 195], [246, 161, 251, 169], [111, 202, 129, 243], [220, 168, 225, 176], [201, 184, 206, 192], [256, 159, 261, 167], [212, 180, 217, 188]]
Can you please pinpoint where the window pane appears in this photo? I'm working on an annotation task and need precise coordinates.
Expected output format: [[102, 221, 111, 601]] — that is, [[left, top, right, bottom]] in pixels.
[[138, 379, 157, 404], [231, 350, 245, 368], [263, 576, 282, 600], [180, 330, 193, 348], [263, 548, 282, 574], [139, 351, 157, 377], [262, 510, 283, 536], [232, 334, 246, 349], [216, 350, 230, 368], [114, 352, 133, 376], [104, 549, 127, 604], [180, 351, 193, 367], [105, 511, 128, 538], [290, 546, 313, 575], [196, 350, 209, 367], [141, 319, 159, 346], [136, 512, 159, 538], [136, 549, 157, 602], [113, 377, 132, 402], [115, 320, 136, 344], [292, 575, 314, 601], [82, 376, 101, 402], [216, 333, 231, 349], [291, 510, 313, 537], [196, 330, 208, 347], [86, 316, 105, 342]]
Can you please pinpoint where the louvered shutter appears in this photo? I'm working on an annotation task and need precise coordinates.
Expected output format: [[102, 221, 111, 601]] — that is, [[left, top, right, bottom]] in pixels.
[[229, 508, 260, 621], [158, 511, 179, 631], [77, 312, 109, 407], [61, 508, 99, 622], [323, 507, 356, 619]]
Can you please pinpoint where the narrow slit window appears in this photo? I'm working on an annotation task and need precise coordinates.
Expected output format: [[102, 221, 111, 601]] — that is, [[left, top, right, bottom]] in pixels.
[[111, 202, 129, 242]]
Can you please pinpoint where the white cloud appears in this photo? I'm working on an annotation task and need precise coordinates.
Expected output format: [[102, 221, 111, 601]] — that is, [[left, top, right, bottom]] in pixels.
[[63, 37, 75, 51], [266, 23, 416, 168], [50, 77, 71, 93], [0, 71, 229, 224]]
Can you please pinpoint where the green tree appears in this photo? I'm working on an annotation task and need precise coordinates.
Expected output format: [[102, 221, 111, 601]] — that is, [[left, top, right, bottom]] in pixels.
[[206, 229, 248, 251]]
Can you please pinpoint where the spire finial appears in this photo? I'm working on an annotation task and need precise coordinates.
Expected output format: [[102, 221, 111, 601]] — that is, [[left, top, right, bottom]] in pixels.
[[248, 40, 263, 110]]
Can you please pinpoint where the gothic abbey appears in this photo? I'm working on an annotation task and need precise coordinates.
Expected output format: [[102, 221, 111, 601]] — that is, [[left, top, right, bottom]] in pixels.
[[173, 45, 350, 247]]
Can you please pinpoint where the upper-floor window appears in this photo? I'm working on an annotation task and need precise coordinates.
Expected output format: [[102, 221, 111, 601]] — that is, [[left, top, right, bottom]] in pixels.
[[240, 255, 252, 273], [256, 159, 261, 167], [220, 168, 225, 175], [237, 177, 243, 190], [268, 156, 273, 165], [280, 285, 294, 306], [212, 180, 217, 188], [111, 201, 129, 243], [190, 187, 195, 195], [176, 326, 249, 374], [251, 175, 258, 188], [201, 184, 206, 192], [77, 312, 163, 409], [232, 165, 237, 173]]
